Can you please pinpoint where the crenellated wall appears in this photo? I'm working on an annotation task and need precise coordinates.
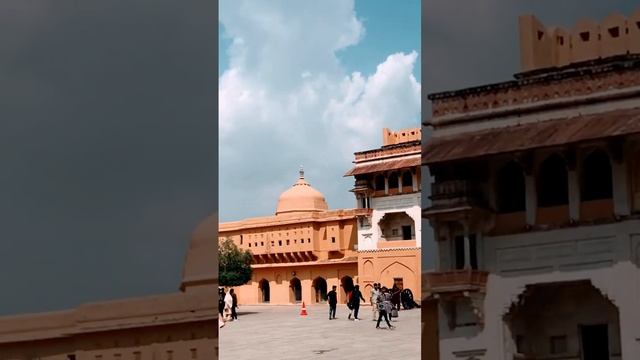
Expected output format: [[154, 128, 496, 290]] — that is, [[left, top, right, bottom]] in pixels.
[[382, 127, 421, 146], [520, 9, 640, 72]]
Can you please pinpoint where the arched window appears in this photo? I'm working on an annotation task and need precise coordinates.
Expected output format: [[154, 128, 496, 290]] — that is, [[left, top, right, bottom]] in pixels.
[[537, 154, 569, 207], [496, 161, 526, 213], [581, 149, 613, 201], [388, 172, 399, 189], [374, 174, 385, 191], [402, 170, 413, 189]]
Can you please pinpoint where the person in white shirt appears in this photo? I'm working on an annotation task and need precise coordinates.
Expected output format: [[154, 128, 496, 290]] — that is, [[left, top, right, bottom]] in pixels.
[[224, 288, 233, 321], [370, 283, 380, 321]]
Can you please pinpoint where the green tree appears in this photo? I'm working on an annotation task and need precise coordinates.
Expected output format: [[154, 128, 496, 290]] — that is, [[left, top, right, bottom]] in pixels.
[[219, 237, 253, 287]]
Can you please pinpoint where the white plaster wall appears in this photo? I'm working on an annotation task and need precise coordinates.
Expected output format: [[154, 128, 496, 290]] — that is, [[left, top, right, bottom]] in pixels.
[[438, 220, 640, 360], [357, 193, 421, 250]]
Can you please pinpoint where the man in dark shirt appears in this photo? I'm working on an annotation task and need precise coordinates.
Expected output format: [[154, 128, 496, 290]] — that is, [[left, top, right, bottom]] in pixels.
[[327, 285, 338, 320], [230, 288, 238, 321], [350, 285, 366, 321], [219, 287, 225, 315]]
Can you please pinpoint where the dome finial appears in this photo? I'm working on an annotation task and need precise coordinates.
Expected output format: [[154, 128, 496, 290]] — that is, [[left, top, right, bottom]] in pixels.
[[299, 165, 304, 179]]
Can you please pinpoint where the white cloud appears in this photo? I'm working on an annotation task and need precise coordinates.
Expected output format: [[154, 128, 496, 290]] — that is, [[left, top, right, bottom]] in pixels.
[[219, 0, 420, 221]]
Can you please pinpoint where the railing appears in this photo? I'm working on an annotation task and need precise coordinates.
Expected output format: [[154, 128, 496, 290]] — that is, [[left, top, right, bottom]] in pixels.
[[430, 180, 478, 199], [354, 208, 373, 217], [426, 269, 488, 293], [428, 180, 487, 211]]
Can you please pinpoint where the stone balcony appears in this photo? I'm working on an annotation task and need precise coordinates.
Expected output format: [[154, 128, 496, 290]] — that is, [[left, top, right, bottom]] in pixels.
[[425, 269, 489, 295], [430, 180, 481, 203], [354, 208, 373, 217], [425, 269, 489, 326], [424, 180, 490, 221]]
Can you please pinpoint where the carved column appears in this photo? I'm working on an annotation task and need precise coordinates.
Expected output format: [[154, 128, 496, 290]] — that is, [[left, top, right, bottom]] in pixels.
[[384, 175, 389, 195], [518, 153, 537, 225], [610, 139, 630, 216], [565, 147, 580, 221], [463, 221, 471, 270]]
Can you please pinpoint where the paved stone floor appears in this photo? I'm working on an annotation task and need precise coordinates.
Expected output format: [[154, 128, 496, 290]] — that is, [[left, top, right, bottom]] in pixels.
[[220, 304, 420, 360]]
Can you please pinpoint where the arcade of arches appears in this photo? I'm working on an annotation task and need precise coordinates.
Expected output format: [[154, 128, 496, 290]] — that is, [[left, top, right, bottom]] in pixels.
[[240, 265, 358, 305]]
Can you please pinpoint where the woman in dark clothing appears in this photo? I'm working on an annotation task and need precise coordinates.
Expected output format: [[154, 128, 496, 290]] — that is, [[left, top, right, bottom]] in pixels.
[[391, 284, 402, 311]]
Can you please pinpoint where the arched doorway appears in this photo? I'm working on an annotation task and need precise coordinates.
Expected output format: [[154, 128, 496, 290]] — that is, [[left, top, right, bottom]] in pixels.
[[581, 149, 613, 201], [504, 281, 620, 359], [312, 277, 328, 303], [258, 279, 270, 303], [402, 170, 413, 190], [537, 153, 569, 207], [289, 277, 302, 303], [496, 161, 526, 213], [340, 276, 354, 304]]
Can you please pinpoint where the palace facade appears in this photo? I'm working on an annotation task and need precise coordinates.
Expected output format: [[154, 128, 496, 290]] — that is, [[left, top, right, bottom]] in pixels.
[[220, 127, 422, 305], [0, 215, 218, 359], [422, 10, 640, 360]]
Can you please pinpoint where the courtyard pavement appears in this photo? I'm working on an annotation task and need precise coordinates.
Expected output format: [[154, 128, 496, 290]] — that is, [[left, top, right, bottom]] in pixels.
[[219, 304, 420, 360]]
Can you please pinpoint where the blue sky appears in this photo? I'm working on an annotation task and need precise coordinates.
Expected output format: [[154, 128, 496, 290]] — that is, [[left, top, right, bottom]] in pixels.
[[219, 0, 421, 222], [219, 0, 420, 80]]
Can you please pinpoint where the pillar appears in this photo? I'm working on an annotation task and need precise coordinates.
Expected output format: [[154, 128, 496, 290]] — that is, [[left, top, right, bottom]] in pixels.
[[463, 221, 471, 270], [384, 175, 389, 195], [568, 169, 580, 221], [612, 161, 630, 216], [525, 175, 537, 225]]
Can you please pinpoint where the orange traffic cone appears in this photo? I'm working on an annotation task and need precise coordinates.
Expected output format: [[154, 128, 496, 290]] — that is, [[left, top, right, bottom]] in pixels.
[[300, 302, 308, 316]]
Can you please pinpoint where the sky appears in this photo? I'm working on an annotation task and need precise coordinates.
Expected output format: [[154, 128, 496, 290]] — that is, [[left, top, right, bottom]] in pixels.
[[421, 1, 639, 270], [0, 0, 217, 315], [219, 0, 422, 222]]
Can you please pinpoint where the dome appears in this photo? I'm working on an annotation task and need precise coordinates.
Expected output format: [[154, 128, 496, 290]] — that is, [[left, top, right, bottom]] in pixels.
[[275, 168, 329, 215], [181, 214, 217, 292]]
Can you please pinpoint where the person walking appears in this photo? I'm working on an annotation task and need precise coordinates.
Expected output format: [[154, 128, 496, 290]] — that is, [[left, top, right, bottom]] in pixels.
[[230, 288, 238, 321], [391, 284, 402, 311], [347, 290, 354, 320], [218, 287, 226, 328], [218, 287, 225, 316], [327, 285, 338, 320], [350, 285, 366, 321], [376, 287, 395, 330], [370, 283, 380, 321], [224, 288, 233, 322]]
